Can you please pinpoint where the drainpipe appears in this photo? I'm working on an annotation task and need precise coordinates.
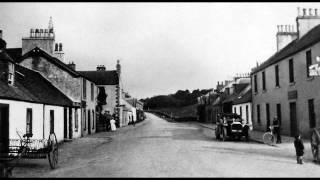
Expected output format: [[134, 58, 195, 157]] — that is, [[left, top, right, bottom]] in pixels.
[[43, 104, 45, 139]]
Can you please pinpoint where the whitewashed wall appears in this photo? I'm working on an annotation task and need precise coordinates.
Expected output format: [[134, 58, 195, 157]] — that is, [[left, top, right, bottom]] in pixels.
[[0, 99, 44, 140], [232, 103, 253, 130], [43, 105, 64, 142], [0, 99, 68, 144]]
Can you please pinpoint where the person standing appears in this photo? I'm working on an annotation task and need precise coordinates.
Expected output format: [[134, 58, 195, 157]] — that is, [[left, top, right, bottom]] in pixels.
[[105, 111, 112, 131], [110, 115, 116, 131], [273, 116, 281, 143], [294, 134, 304, 164]]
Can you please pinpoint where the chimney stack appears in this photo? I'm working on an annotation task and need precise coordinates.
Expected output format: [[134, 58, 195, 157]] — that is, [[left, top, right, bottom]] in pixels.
[[276, 24, 297, 52], [296, 7, 320, 38], [67, 61, 76, 70], [97, 65, 106, 71]]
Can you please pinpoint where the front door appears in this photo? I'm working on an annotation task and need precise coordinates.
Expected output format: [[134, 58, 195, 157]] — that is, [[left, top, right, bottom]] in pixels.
[[68, 107, 73, 139], [290, 102, 297, 137], [64, 108, 68, 139], [0, 104, 9, 154]]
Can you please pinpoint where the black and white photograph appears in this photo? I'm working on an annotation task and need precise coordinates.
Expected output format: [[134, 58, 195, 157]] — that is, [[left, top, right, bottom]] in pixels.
[[1, 2, 320, 178]]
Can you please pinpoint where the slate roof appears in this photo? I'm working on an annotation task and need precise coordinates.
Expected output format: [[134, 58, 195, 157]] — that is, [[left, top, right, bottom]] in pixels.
[[233, 89, 252, 105], [17, 47, 80, 77], [0, 51, 74, 106], [222, 83, 249, 104], [252, 24, 320, 74], [77, 70, 119, 85]]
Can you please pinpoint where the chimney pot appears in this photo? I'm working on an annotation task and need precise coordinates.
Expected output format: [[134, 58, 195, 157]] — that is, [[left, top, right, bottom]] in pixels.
[[303, 8, 306, 16], [0, 30, 2, 39], [298, 7, 300, 16], [315, 9, 318, 16]]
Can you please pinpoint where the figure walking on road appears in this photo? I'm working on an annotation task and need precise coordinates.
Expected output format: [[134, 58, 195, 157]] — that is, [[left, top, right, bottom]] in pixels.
[[294, 134, 304, 164], [273, 116, 282, 143]]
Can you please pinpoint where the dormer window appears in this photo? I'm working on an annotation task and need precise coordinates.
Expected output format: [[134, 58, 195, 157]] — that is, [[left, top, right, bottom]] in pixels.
[[8, 62, 14, 85]]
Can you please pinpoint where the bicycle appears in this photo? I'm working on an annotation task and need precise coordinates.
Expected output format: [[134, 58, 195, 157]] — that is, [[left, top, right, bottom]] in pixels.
[[262, 125, 276, 146]]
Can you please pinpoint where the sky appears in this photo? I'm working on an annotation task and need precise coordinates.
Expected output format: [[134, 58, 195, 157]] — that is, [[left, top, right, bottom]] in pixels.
[[1, 2, 320, 99]]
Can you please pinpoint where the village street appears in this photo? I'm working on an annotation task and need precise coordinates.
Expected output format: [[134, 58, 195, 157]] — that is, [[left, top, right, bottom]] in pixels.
[[11, 113, 320, 177]]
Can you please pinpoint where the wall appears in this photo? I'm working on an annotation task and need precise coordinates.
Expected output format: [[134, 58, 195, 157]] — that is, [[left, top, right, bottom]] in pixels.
[[43, 105, 64, 142], [232, 103, 252, 130], [100, 85, 117, 115], [19, 56, 81, 102], [252, 41, 320, 137], [0, 99, 67, 143], [22, 38, 55, 55], [81, 78, 97, 135]]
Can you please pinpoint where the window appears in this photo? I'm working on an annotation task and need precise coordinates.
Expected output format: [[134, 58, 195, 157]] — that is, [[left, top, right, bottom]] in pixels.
[[289, 58, 294, 83], [266, 103, 270, 129], [276, 103, 282, 125], [75, 108, 78, 131], [254, 74, 258, 93], [257, 105, 261, 124], [245, 105, 249, 123], [50, 110, 54, 133], [306, 50, 312, 78], [240, 106, 242, 117], [91, 83, 94, 101], [26, 108, 32, 134], [308, 99, 316, 128], [8, 63, 14, 85], [83, 79, 87, 100], [262, 71, 266, 90], [234, 107, 236, 114], [275, 65, 279, 87], [92, 110, 95, 130], [83, 109, 86, 130]]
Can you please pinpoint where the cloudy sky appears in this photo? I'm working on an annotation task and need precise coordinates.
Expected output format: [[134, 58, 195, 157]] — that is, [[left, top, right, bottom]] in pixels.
[[1, 2, 319, 99]]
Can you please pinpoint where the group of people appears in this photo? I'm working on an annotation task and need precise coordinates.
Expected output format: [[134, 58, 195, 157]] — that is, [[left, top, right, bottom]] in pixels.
[[104, 111, 117, 131], [271, 116, 305, 165]]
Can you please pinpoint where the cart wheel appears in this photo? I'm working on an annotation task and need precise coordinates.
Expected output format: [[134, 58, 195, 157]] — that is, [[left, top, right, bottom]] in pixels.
[[311, 129, 320, 163], [222, 127, 227, 141], [48, 133, 58, 169]]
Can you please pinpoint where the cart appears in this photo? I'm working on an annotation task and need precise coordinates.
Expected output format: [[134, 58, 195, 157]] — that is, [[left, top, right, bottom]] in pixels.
[[0, 130, 58, 177], [215, 113, 250, 141]]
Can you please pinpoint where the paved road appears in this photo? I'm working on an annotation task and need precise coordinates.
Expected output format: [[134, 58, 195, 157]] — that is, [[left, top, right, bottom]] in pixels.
[[11, 113, 320, 177]]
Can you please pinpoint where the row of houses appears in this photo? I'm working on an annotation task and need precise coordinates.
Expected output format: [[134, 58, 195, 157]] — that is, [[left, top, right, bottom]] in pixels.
[[198, 7, 320, 138], [0, 17, 144, 150]]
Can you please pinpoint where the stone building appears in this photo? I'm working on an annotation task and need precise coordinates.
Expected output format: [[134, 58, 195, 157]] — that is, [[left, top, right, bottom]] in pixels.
[[6, 18, 98, 139], [197, 76, 250, 124], [0, 36, 74, 149], [251, 7, 320, 137], [78, 61, 124, 130]]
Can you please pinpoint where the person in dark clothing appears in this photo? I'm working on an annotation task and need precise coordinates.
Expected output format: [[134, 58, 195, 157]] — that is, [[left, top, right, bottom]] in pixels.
[[105, 111, 112, 131], [294, 134, 304, 164], [273, 116, 282, 143]]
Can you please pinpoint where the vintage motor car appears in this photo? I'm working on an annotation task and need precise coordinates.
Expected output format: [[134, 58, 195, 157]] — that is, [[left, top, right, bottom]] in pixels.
[[215, 113, 250, 141]]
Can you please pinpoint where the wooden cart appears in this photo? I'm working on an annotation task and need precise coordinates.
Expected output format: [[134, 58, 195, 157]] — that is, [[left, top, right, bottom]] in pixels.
[[0, 131, 58, 177]]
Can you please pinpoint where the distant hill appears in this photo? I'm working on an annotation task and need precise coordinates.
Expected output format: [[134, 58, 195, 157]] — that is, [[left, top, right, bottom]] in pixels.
[[140, 89, 212, 110]]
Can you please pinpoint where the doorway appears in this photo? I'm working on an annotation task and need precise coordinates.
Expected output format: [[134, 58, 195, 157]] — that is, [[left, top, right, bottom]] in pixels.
[[88, 110, 91, 134], [290, 102, 297, 137], [64, 108, 68, 139], [0, 104, 9, 154]]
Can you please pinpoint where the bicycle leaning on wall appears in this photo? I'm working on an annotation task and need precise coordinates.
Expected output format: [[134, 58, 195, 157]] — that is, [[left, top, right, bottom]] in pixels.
[[262, 125, 276, 146]]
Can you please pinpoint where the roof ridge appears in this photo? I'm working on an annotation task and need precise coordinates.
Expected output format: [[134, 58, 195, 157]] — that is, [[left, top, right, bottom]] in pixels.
[[252, 23, 320, 74]]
